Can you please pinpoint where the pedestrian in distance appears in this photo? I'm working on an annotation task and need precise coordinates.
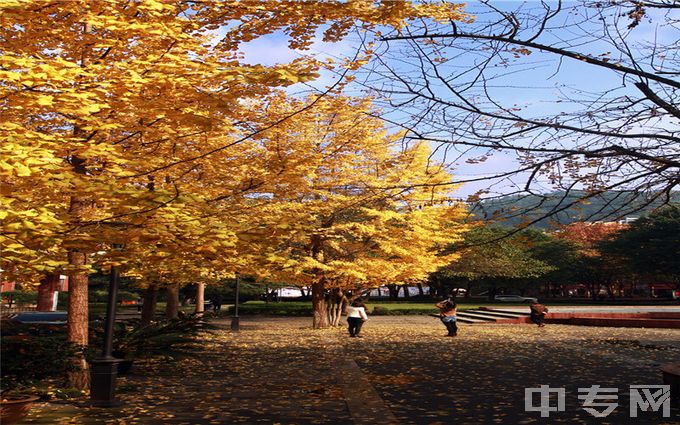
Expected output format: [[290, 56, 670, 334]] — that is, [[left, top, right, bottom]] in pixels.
[[529, 300, 548, 327], [211, 293, 223, 312], [435, 297, 458, 337], [346, 299, 368, 338]]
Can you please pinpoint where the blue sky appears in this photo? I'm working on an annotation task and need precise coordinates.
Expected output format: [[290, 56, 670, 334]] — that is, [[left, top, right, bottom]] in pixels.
[[236, 1, 678, 199]]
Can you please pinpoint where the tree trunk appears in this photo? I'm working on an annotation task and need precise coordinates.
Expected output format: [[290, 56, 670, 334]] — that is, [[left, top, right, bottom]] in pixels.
[[141, 284, 158, 325], [416, 282, 424, 297], [67, 173, 90, 392], [333, 301, 344, 326], [387, 284, 399, 300], [311, 280, 328, 328], [67, 158, 90, 348], [327, 288, 346, 327], [606, 284, 615, 299], [195, 282, 205, 314], [66, 25, 93, 389], [402, 285, 410, 298], [327, 292, 336, 326], [67, 249, 89, 389], [488, 285, 497, 301], [66, 253, 88, 346], [327, 302, 337, 327], [431, 275, 442, 297], [165, 284, 180, 319], [37, 273, 60, 311]]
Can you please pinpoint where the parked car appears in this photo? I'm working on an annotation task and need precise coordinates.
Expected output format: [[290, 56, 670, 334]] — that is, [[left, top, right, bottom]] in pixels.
[[494, 295, 538, 303], [2, 311, 70, 336], [8, 311, 68, 324]]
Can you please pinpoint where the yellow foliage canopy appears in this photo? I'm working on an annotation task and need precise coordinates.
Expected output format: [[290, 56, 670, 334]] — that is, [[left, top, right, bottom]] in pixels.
[[0, 1, 470, 286], [250, 95, 470, 290]]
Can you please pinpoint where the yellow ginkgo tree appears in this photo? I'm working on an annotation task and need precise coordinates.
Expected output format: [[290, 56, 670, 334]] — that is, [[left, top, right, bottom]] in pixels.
[[247, 95, 470, 328]]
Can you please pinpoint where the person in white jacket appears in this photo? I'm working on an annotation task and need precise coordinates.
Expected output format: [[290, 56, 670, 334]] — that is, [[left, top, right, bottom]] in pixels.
[[345, 299, 368, 337]]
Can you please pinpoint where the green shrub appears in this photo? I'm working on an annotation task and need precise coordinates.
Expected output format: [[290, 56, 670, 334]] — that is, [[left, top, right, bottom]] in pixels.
[[371, 306, 389, 315], [1, 290, 38, 306], [90, 290, 139, 303], [227, 301, 441, 316], [0, 328, 82, 394], [370, 306, 438, 315], [232, 302, 312, 316], [117, 291, 139, 302], [88, 314, 215, 360]]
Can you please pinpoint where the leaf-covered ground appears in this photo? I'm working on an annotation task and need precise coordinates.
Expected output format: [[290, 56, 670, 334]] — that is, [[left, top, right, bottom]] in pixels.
[[23, 316, 680, 424], [347, 318, 680, 424]]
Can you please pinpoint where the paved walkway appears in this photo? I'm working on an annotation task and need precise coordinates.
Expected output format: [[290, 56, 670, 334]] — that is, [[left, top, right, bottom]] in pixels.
[[22, 316, 680, 424]]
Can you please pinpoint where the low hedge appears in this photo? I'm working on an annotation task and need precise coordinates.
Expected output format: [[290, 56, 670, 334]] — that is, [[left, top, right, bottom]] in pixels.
[[229, 303, 312, 316], [1, 290, 38, 305], [90, 290, 139, 303], [227, 302, 438, 316], [371, 306, 438, 315]]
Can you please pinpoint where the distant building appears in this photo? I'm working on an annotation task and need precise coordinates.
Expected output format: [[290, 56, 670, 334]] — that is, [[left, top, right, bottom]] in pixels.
[[273, 287, 307, 298], [1, 275, 69, 292]]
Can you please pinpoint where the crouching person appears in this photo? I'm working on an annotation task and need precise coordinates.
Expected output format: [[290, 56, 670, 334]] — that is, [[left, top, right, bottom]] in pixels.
[[529, 301, 548, 327], [435, 298, 458, 337]]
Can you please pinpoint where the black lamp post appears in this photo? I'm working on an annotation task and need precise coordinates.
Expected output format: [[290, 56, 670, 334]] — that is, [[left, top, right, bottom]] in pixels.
[[231, 272, 240, 332], [89, 243, 124, 407]]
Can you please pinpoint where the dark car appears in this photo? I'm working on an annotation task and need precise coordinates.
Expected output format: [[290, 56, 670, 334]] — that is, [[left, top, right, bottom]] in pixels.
[[8, 311, 68, 325]]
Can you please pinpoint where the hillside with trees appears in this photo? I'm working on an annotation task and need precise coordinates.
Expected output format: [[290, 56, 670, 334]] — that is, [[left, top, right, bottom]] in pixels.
[[472, 191, 680, 229]]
